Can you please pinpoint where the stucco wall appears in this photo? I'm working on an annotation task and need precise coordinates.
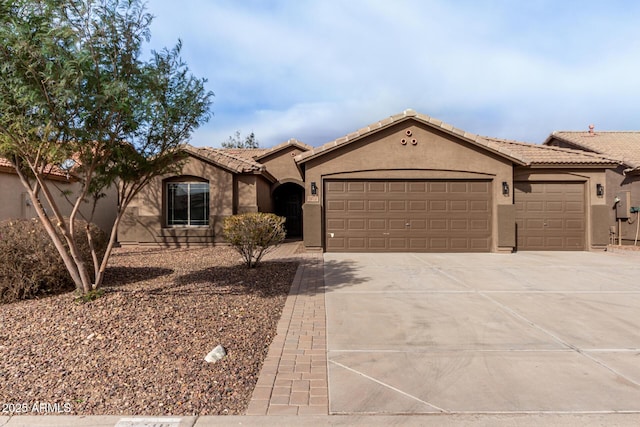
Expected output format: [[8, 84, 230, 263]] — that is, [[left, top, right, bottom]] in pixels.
[[258, 147, 305, 185], [118, 156, 234, 246], [256, 175, 273, 212], [300, 120, 514, 252], [0, 170, 117, 233]]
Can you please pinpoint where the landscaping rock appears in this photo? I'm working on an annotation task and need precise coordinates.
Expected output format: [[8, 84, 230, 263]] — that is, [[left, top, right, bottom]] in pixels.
[[0, 246, 298, 416], [205, 345, 227, 363]]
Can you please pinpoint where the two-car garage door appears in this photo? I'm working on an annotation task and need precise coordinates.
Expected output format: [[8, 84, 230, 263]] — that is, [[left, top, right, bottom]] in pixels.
[[325, 179, 492, 252]]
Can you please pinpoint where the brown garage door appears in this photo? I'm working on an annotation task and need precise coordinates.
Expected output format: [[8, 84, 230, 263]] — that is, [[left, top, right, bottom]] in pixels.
[[324, 179, 492, 252], [515, 182, 585, 250]]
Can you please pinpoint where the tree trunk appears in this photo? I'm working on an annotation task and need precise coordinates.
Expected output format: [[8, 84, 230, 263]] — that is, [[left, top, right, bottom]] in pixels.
[[94, 208, 124, 290]]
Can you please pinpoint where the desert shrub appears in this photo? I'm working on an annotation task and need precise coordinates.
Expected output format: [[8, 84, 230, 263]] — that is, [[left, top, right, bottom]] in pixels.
[[223, 213, 286, 268], [0, 218, 108, 304]]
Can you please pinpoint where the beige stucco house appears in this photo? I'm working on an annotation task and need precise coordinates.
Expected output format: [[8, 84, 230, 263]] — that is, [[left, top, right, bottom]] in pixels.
[[0, 157, 117, 233], [118, 109, 624, 253]]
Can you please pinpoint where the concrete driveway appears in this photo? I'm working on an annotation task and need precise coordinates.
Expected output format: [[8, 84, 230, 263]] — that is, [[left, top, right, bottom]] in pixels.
[[324, 251, 640, 415]]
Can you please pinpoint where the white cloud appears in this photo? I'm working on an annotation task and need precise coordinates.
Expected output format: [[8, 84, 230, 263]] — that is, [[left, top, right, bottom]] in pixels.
[[147, 0, 640, 148]]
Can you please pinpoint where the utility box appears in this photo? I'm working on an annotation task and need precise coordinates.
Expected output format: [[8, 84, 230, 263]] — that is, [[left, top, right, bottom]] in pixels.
[[616, 191, 631, 219]]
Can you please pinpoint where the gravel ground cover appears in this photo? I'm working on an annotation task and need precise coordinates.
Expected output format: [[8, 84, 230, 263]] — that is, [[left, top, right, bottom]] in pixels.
[[0, 246, 298, 416]]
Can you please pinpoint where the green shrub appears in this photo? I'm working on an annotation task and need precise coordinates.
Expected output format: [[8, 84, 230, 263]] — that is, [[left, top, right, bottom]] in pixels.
[[223, 213, 286, 268], [0, 218, 107, 304]]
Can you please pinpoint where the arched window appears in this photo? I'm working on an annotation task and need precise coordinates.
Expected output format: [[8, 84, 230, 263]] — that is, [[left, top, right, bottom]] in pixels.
[[166, 178, 209, 226]]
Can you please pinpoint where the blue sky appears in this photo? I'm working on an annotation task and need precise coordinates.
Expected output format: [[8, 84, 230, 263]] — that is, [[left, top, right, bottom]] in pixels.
[[146, 0, 640, 148]]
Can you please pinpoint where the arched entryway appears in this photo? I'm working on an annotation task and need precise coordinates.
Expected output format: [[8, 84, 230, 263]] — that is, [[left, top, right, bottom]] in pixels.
[[273, 182, 304, 238]]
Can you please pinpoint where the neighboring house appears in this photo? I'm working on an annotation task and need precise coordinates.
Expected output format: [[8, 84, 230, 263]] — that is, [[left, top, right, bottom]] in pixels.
[[120, 109, 623, 253], [544, 129, 640, 244], [0, 157, 117, 233]]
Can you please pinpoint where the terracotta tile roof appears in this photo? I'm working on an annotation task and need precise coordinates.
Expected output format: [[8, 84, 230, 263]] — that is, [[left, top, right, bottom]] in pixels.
[[0, 156, 71, 178], [0, 157, 12, 169], [254, 138, 312, 161], [486, 137, 620, 166], [221, 148, 270, 161], [545, 131, 640, 171], [294, 109, 529, 166], [183, 145, 266, 173]]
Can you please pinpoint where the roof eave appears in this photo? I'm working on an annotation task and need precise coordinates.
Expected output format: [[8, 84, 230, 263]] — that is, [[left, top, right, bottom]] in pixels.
[[524, 163, 619, 169], [295, 114, 528, 166], [255, 139, 312, 161], [182, 147, 241, 174]]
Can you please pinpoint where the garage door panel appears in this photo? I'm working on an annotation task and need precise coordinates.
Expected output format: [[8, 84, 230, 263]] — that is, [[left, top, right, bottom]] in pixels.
[[450, 182, 469, 192], [368, 219, 386, 230], [470, 182, 490, 193], [368, 182, 386, 192], [348, 182, 365, 192], [471, 219, 490, 231], [326, 200, 346, 212], [348, 200, 365, 211], [326, 181, 346, 192], [427, 182, 445, 192], [470, 200, 490, 211], [389, 219, 407, 230], [389, 238, 407, 249], [389, 200, 407, 211], [565, 201, 585, 212], [566, 219, 585, 230], [327, 219, 346, 230], [410, 200, 427, 211], [430, 219, 448, 231], [450, 238, 470, 249], [565, 237, 583, 248], [389, 182, 406, 192], [325, 179, 492, 252], [327, 237, 346, 250], [546, 201, 563, 212], [471, 239, 491, 250], [515, 182, 585, 251], [348, 237, 366, 249], [450, 219, 469, 231], [347, 219, 365, 230], [450, 200, 468, 211], [409, 239, 427, 249], [429, 200, 447, 211], [545, 218, 563, 230], [409, 219, 426, 229], [368, 238, 386, 249], [368, 200, 386, 211], [526, 201, 544, 212]]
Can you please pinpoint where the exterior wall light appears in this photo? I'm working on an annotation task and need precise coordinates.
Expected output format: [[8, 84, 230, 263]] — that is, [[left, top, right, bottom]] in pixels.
[[596, 183, 604, 197], [502, 181, 509, 196], [311, 181, 318, 195]]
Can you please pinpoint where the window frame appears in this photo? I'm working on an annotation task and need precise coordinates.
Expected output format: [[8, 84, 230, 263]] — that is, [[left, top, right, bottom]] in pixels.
[[165, 179, 210, 227]]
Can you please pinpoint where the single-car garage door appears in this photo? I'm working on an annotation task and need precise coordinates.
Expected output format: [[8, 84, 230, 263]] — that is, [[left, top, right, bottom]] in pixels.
[[325, 179, 492, 252], [515, 181, 585, 250]]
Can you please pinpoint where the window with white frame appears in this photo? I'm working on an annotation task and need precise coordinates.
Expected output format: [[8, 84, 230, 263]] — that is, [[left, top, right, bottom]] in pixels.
[[166, 181, 209, 226]]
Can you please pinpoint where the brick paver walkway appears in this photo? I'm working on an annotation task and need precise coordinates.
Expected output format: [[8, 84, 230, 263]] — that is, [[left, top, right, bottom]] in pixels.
[[245, 243, 328, 415]]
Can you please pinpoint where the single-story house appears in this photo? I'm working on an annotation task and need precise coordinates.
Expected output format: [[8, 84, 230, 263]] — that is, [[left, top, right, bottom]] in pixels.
[[544, 129, 640, 245], [0, 157, 117, 233], [118, 109, 626, 253]]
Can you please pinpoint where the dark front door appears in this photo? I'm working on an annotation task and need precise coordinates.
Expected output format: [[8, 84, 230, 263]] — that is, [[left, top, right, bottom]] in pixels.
[[274, 183, 304, 238]]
